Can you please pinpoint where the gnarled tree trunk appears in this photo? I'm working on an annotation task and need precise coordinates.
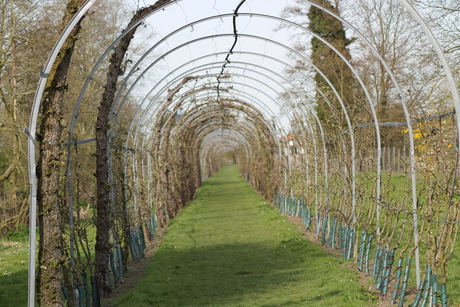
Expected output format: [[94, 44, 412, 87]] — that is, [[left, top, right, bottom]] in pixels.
[[95, 0, 172, 298], [36, 0, 84, 305]]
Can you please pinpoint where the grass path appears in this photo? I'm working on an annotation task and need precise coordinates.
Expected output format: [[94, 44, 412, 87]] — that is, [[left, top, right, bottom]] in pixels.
[[112, 165, 376, 306]]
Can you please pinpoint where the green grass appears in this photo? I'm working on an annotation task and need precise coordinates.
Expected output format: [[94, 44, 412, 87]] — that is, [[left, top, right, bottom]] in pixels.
[[113, 165, 375, 307], [0, 240, 29, 306], [0, 218, 96, 307], [2, 166, 460, 306]]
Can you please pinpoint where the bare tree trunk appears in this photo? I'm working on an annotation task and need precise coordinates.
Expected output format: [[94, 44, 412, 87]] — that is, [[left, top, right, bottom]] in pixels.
[[95, 0, 172, 298], [35, 1, 84, 305], [12, 40, 18, 215]]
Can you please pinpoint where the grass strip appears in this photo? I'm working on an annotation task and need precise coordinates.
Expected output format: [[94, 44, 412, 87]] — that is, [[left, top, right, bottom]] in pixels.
[[113, 165, 376, 306], [0, 241, 28, 306]]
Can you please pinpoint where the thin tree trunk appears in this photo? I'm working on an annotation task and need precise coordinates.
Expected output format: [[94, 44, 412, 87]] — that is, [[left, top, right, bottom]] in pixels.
[[95, 0, 172, 298], [12, 40, 18, 215], [35, 1, 84, 305]]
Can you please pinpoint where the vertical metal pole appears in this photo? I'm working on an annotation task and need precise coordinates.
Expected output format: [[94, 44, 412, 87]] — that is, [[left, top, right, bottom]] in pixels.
[[26, 136, 38, 307], [67, 142, 76, 270]]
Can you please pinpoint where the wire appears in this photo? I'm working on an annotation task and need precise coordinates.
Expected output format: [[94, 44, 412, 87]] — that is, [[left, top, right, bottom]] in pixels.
[[216, 0, 246, 104]]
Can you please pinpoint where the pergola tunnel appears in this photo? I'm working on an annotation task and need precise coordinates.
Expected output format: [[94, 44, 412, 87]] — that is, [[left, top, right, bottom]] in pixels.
[[26, 0, 460, 306]]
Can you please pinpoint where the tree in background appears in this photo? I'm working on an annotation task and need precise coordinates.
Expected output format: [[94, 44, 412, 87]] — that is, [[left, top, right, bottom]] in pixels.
[[412, 0, 460, 113], [0, 0, 57, 233], [307, 0, 358, 131], [414, 0, 460, 57], [282, 0, 360, 137], [350, 0, 424, 147]]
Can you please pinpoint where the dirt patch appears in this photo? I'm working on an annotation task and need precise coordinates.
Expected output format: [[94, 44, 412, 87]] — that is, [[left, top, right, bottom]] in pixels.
[[0, 241, 22, 250], [102, 227, 167, 307]]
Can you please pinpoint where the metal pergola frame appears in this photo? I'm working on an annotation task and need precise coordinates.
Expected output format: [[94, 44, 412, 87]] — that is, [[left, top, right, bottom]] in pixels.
[[27, 1, 460, 305]]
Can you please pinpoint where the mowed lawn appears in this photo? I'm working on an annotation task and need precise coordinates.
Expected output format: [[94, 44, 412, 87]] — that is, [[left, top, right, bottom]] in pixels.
[[112, 165, 376, 307]]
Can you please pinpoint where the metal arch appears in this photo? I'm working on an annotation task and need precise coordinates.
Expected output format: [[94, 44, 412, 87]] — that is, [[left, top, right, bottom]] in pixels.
[[152, 71, 285, 133], [168, 100, 265, 139], [112, 48, 348, 202], [190, 119, 257, 144], [108, 12, 382, 151], [28, 1, 455, 294], [107, 30, 303, 124], [198, 130, 254, 163], [108, 32, 369, 226], [109, 32, 330, 122], [199, 134, 251, 164], [185, 113, 261, 144], [109, 34, 295, 130], [127, 76, 320, 195], [140, 79, 283, 154], [106, 12, 291, 122], [147, 90, 282, 172], [166, 106, 267, 176], [199, 128, 254, 158], [161, 103, 263, 164], [124, 53, 332, 128], [113, 31, 365, 167], [171, 103, 269, 152], [152, 73, 284, 135], [186, 123, 255, 151], [111, 50, 291, 126], [184, 121, 255, 177], [137, 78, 284, 142], [168, 102, 267, 157], [133, 82, 286, 153], [123, 85, 285, 206], [122, 60, 292, 148], [106, 12, 330, 117]]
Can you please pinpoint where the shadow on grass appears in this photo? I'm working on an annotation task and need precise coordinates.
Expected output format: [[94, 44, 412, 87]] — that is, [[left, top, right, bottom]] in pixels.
[[201, 177, 242, 187], [114, 240, 370, 307], [0, 270, 28, 307]]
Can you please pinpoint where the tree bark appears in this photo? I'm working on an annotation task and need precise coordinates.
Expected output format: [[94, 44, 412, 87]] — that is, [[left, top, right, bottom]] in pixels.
[[95, 0, 172, 298], [36, 1, 84, 306]]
